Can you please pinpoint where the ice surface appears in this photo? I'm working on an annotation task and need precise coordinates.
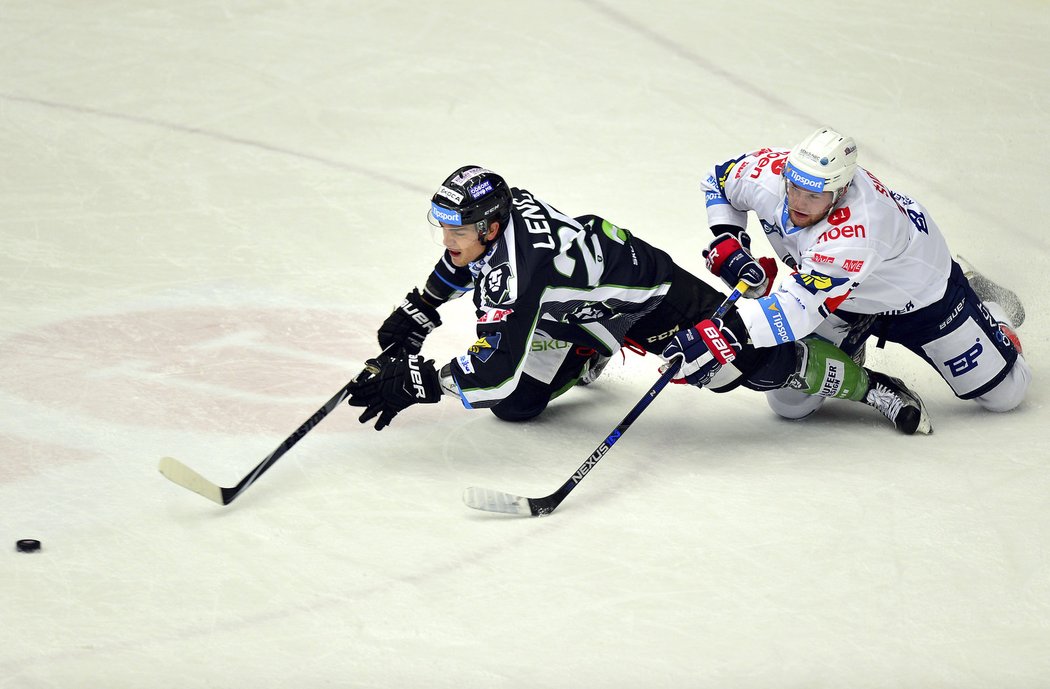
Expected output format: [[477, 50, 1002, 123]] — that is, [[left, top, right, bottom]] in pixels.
[[2, 2, 1048, 687]]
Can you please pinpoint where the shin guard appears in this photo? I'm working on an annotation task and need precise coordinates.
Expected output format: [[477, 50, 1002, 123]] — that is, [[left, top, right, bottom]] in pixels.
[[793, 338, 870, 401]]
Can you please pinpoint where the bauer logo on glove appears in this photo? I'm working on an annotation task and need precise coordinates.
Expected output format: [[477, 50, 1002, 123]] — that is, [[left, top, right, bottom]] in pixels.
[[700, 322, 737, 364], [660, 318, 742, 387], [347, 353, 442, 430], [377, 288, 442, 356]]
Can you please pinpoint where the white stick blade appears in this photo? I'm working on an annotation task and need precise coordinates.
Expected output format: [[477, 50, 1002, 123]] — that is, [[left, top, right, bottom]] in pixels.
[[462, 486, 531, 516], [159, 456, 225, 505]]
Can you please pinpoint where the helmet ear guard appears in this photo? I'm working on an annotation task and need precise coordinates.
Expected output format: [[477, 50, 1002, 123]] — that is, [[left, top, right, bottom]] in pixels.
[[784, 127, 858, 205], [477, 219, 500, 245]]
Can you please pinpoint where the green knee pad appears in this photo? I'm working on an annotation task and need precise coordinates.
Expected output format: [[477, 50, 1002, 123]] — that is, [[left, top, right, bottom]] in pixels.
[[795, 338, 869, 401]]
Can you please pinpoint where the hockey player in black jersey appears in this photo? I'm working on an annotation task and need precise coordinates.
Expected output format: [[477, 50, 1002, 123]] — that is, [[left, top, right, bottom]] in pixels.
[[346, 166, 930, 434]]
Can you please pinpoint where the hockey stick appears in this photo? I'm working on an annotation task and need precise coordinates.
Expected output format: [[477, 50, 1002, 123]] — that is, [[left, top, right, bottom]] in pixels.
[[159, 350, 389, 505], [463, 279, 750, 517]]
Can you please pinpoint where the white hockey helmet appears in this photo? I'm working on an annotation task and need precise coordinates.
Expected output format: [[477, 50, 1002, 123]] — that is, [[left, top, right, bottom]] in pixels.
[[783, 127, 858, 205]]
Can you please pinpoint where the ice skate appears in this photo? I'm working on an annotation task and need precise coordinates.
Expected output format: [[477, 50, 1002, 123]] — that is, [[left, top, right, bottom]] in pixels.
[[863, 370, 932, 435], [957, 255, 1025, 327], [577, 349, 612, 386]]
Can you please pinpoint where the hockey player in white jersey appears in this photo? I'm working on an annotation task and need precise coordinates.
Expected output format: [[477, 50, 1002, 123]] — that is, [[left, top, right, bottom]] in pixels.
[[662, 127, 1031, 431]]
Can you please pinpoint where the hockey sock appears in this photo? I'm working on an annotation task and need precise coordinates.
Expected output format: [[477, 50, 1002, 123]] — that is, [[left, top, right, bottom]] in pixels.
[[984, 301, 1024, 354]]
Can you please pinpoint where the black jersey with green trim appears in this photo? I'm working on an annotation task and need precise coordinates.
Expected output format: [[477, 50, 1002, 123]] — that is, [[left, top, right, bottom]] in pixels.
[[439, 187, 676, 408]]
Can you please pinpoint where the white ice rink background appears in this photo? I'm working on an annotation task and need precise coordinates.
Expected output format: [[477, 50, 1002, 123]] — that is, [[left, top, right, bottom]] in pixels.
[[2, 2, 1048, 687]]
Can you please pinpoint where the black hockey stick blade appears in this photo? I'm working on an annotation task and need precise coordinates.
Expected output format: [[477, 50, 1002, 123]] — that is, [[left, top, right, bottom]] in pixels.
[[159, 351, 389, 505], [158, 383, 355, 505], [463, 280, 749, 517]]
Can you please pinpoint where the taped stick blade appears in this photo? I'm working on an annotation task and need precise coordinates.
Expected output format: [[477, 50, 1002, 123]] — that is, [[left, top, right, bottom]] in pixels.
[[159, 456, 226, 505], [462, 486, 533, 516]]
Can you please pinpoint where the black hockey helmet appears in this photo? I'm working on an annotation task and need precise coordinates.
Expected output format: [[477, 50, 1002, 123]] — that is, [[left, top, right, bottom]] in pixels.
[[428, 166, 512, 239]]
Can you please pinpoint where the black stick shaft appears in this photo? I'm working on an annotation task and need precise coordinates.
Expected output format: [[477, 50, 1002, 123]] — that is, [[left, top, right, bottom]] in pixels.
[[525, 280, 748, 515], [219, 383, 355, 503], [527, 358, 681, 515], [161, 348, 391, 506], [462, 280, 751, 517]]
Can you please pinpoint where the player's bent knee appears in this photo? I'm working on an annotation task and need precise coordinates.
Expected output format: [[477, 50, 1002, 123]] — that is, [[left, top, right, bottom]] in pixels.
[[975, 356, 1032, 412], [766, 387, 826, 420], [490, 401, 547, 422]]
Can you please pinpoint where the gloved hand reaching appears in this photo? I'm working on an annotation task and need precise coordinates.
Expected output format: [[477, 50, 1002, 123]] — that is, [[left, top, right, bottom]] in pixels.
[[702, 231, 778, 298], [660, 318, 741, 387], [347, 353, 442, 430], [378, 288, 442, 355]]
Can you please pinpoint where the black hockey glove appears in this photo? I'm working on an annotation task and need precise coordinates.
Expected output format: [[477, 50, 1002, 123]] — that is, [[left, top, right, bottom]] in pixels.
[[347, 353, 442, 431], [702, 231, 778, 299], [378, 289, 442, 356], [660, 318, 741, 387]]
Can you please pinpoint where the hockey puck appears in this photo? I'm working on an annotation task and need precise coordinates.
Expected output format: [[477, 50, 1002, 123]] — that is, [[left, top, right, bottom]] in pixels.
[[16, 539, 41, 553]]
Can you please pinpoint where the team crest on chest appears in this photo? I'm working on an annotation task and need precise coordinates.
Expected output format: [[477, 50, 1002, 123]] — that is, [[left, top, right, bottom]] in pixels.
[[483, 263, 513, 305]]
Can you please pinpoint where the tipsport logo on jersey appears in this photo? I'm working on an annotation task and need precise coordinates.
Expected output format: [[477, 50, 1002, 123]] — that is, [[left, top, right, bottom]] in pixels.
[[757, 295, 795, 344]]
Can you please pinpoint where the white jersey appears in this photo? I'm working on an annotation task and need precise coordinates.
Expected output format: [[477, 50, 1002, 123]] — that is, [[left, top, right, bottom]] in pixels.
[[701, 147, 953, 348]]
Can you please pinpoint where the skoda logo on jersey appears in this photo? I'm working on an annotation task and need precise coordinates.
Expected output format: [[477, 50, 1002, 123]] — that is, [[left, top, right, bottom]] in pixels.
[[784, 162, 825, 192], [792, 270, 850, 294], [430, 202, 461, 225]]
